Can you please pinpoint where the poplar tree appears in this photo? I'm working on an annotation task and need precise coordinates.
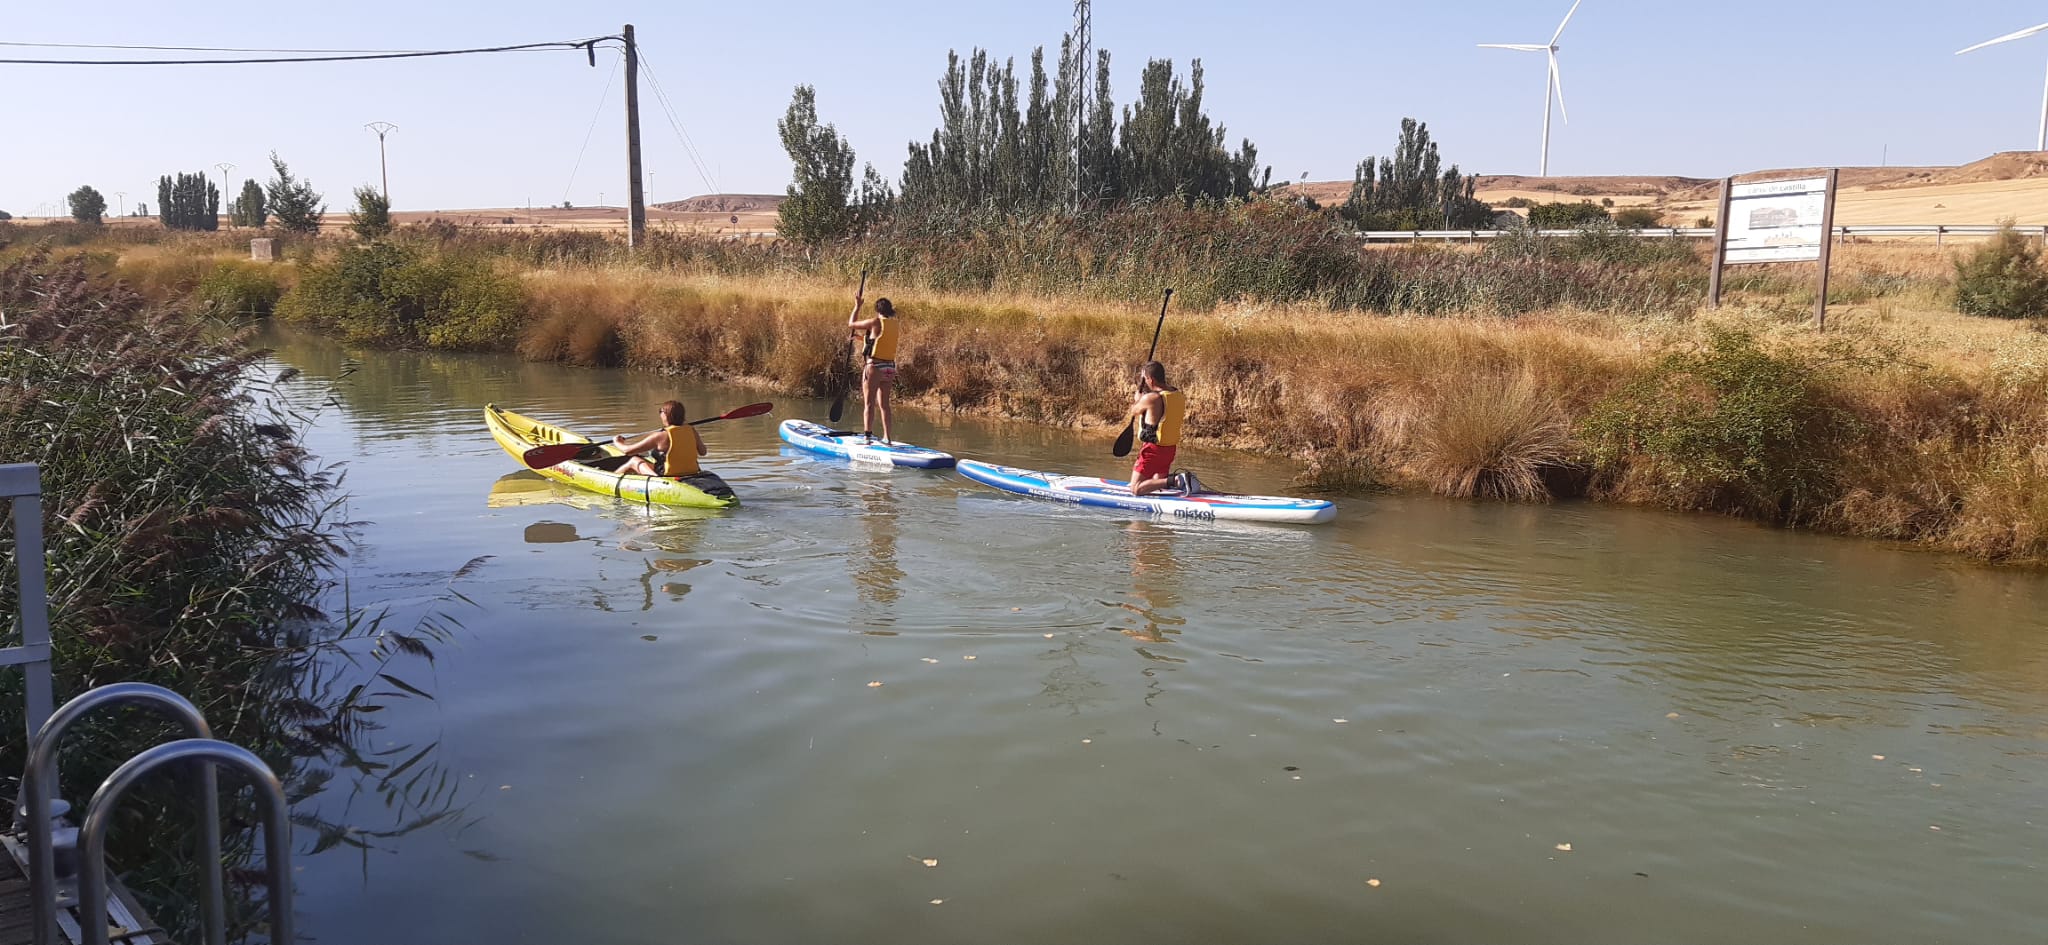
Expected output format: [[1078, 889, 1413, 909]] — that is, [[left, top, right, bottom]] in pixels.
[[776, 85, 859, 243], [156, 172, 220, 231], [232, 179, 268, 228], [1341, 119, 1493, 230]]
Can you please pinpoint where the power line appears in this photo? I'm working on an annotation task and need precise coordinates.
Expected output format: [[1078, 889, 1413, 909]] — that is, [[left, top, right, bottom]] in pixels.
[[0, 41, 433, 53], [562, 50, 624, 206], [635, 51, 721, 196], [0, 37, 617, 66]]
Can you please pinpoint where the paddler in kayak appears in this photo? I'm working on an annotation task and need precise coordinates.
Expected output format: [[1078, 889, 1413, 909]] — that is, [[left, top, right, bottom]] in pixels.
[[614, 400, 707, 478], [1127, 361, 1200, 496], [847, 293, 899, 444]]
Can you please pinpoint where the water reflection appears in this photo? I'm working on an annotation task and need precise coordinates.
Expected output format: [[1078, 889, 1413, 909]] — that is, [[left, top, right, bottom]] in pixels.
[[852, 479, 903, 618], [1114, 521, 1185, 650], [641, 556, 709, 606]]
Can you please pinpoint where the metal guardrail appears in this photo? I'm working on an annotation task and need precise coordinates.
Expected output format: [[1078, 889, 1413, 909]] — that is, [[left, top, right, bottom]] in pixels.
[[1355, 224, 2048, 244]]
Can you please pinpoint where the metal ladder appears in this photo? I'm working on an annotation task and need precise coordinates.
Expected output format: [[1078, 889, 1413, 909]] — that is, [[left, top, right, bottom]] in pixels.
[[5, 463, 294, 945]]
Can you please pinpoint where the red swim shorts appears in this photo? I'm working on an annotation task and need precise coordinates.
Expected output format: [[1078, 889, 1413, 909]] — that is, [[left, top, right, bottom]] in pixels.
[[1133, 443, 1177, 482]]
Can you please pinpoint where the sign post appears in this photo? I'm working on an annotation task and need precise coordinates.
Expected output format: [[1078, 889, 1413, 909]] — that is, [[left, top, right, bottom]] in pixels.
[[1708, 170, 1841, 328]]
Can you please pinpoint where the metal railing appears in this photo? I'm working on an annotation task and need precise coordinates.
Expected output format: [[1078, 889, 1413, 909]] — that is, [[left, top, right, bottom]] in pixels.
[[1354, 224, 2048, 244], [21, 684, 224, 945], [3, 463, 56, 756], [5, 464, 294, 945]]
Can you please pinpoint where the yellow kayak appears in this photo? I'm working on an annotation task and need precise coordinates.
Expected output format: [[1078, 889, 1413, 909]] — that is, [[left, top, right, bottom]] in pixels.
[[484, 404, 739, 510]]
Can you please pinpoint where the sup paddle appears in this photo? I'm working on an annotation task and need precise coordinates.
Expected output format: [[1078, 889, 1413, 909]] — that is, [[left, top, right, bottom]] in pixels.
[[827, 269, 871, 423], [521, 402, 774, 469], [1112, 288, 1174, 458]]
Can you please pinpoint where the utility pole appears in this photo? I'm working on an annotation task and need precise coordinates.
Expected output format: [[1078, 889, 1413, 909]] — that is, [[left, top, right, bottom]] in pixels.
[[365, 121, 398, 201], [215, 163, 236, 227], [623, 23, 646, 247], [114, 191, 126, 218]]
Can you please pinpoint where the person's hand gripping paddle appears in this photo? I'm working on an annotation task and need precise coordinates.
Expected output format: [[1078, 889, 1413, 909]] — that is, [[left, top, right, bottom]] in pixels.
[[1112, 289, 1174, 458]]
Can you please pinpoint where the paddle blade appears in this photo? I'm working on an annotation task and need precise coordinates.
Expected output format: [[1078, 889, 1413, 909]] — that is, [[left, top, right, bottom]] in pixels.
[[828, 392, 847, 423], [1111, 421, 1136, 458], [700, 401, 773, 423], [522, 442, 594, 469]]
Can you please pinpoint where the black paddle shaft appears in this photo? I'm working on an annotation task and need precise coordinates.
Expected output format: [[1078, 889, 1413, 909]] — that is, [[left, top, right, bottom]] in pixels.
[[1113, 289, 1174, 458], [829, 269, 871, 423]]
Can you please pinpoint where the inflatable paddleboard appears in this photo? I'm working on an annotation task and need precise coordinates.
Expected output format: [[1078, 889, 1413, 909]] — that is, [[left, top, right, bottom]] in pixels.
[[955, 459, 1336, 525], [779, 419, 957, 469]]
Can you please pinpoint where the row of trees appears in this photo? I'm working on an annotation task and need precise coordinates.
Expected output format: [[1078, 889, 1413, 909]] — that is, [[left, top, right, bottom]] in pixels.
[[781, 32, 1530, 242], [779, 32, 1270, 241], [39, 154, 329, 232]]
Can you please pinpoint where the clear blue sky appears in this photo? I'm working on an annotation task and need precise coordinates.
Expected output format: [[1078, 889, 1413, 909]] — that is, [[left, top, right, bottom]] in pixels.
[[6, 1, 2048, 213]]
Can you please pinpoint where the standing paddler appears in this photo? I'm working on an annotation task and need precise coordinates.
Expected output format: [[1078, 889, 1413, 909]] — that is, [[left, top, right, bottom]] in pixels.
[[846, 287, 900, 444]]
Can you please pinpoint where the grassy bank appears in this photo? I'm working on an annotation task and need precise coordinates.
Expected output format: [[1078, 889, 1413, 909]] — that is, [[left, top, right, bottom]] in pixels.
[[32, 213, 2048, 564], [505, 263, 2047, 561]]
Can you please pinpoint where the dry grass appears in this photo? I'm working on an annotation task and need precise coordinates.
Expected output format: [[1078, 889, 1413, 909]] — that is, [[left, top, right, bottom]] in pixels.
[[501, 257, 2048, 563]]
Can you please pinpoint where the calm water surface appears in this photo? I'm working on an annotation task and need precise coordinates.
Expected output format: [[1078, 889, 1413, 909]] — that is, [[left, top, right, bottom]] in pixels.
[[267, 331, 2047, 944]]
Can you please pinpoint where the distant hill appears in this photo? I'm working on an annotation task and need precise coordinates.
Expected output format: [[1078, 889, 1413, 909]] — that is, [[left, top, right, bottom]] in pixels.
[[654, 194, 785, 213]]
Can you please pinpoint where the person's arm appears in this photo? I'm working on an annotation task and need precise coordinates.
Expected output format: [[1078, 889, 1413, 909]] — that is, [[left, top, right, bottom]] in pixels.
[[848, 315, 877, 338], [1129, 391, 1159, 424], [847, 290, 865, 325], [613, 429, 666, 456], [696, 435, 709, 457]]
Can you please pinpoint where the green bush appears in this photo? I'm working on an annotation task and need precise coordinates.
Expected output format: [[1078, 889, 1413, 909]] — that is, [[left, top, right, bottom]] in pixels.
[[1528, 200, 1611, 229], [195, 259, 287, 318], [1613, 207, 1662, 229], [1582, 326, 1856, 520], [277, 238, 523, 348], [1953, 225, 2048, 319]]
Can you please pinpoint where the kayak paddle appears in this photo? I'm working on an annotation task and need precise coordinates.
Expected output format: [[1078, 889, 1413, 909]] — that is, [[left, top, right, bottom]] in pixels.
[[828, 268, 870, 424], [1112, 288, 1174, 458], [521, 402, 774, 469]]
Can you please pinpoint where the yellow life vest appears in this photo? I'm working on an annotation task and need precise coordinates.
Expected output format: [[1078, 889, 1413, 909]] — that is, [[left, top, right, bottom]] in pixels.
[[1142, 390, 1185, 447], [864, 316, 899, 362], [661, 425, 702, 477]]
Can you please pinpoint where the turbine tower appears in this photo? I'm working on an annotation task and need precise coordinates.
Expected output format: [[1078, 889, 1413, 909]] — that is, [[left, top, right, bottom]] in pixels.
[[1479, 0, 1583, 177], [1957, 20, 2048, 151]]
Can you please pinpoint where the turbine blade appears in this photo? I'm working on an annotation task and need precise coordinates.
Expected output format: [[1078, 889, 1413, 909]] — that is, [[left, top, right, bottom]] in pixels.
[[1552, 0, 1585, 45], [1478, 43, 1549, 51], [1957, 21, 2048, 55], [1551, 53, 1569, 124]]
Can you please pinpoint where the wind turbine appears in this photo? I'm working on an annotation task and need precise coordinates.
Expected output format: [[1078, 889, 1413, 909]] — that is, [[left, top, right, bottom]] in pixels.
[[1957, 20, 2048, 151], [1480, 0, 1583, 177]]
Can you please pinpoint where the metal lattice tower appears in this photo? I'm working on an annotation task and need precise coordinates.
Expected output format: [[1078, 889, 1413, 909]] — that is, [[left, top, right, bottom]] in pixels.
[[1071, 0, 1091, 206]]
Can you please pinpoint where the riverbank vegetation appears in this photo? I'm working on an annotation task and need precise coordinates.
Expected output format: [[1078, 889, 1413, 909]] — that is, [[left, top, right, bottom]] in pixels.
[[8, 203, 2045, 565], [0, 250, 456, 938]]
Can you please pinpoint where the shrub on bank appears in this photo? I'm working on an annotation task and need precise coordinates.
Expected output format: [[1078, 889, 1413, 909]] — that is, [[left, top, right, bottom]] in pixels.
[[196, 259, 288, 318], [1582, 327, 1857, 521], [1954, 225, 2048, 319], [277, 237, 523, 348]]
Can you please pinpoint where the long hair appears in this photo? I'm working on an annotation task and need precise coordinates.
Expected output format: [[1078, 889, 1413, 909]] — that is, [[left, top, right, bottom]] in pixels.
[[659, 400, 687, 426]]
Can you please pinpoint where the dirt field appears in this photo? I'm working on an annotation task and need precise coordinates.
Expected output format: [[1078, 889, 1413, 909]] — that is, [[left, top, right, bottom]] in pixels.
[[1291, 152, 2048, 228], [20, 153, 2048, 234]]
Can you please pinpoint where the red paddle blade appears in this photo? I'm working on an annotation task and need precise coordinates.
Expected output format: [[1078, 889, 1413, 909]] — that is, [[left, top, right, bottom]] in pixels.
[[522, 442, 593, 469], [717, 402, 773, 421]]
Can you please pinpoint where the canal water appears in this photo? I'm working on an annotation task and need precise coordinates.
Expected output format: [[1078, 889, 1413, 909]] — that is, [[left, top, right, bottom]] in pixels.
[[266, 331, 2046, 944]]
